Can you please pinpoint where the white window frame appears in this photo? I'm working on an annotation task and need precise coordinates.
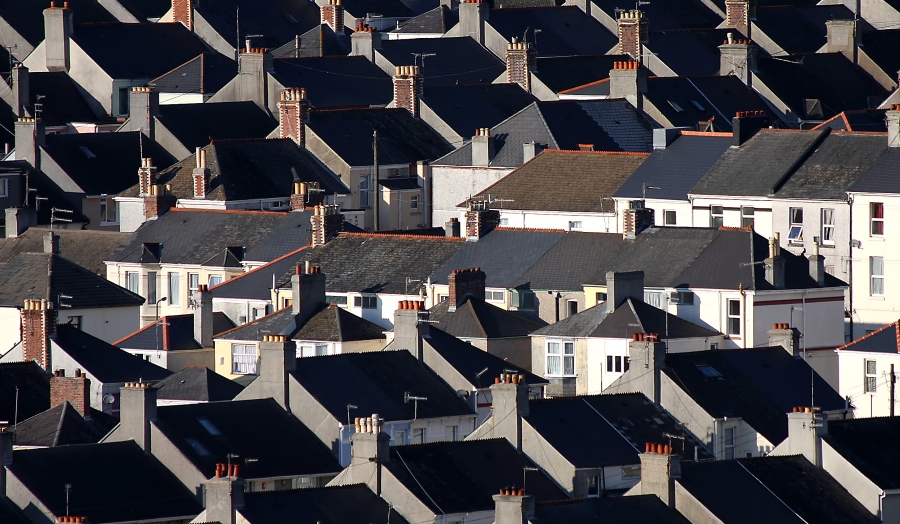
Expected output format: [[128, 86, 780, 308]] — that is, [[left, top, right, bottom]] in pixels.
[[147, 271, 157, 304], [741, 206, 754, 228], [188, 273, 200, 295], [566, 299, 578, 318], [99, 196, 118, 224], [871, 257, 885, 296], [568, 220, 583, 231], [359, 175, 370, 207], [485, 290, 505, 302], [821, 208, 835, 245], [723, 427, 735, 460], [727, 299, 740, 336], [410, 194, 419, 210], [871, 202, 885, 236], [232, 344, 257, 374], [125, 271, 140, 294], [168, 273, 180, 306], [865, 360, 877, 393], [788, 207, 803, 244], [664, 210, 676, 226], [208, 274, 223, 287], [710, 205, 724, 228], [546, 340, 575, 377]]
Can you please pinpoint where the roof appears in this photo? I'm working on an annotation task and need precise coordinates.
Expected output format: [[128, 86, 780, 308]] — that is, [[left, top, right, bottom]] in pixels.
[[0, 252, 144, 309], [218, 304, 386, 342], [378, 37, 506, 87], [533, 496, 690, 524], [118, 139, 346, 200], [814, 110, 889, 133], [615, 133, 733, 200], [754, 5, 854, 55], [679, 456, 880, 524], [149, 53, 236, 95], [337, 0, 421, 19], [238, 484, 410, 524], [156, 102, 277, 151], [193, 0, 321, 51], [307, 108, 452, 166], [13, 402, 117, 447], [471, 150, 648, 212], [647, 29, 745, 77], [513, 231, 622, 291], [643, 76, 776, 132], [534, 54, 630, 93], [663, 348, 845, 444], [271, 56, 393, 108], [0, 497, 29, 524], [487, 7, 617, 57], [393, 5, 458, 34], [0, 362, 50, 425], [290, 350, 474, 422], [591, 0, 723, 31], [270, 24, 352, 58], [0, 0, 115, 47], [427, 296, 545, 339], [153, 366, 244, 402], [210, 247, 306, 301], [384, 439, 567, 513], [53, 325, 171, 384], [71, 23, 211, 80], [8, 441, 202, 522], [0, 228, 130, 275], [115, 312, 236, 351], [420, 83, 535, 139], [27, 72, 98, 126], [861, 29, 900, 84], [379, 177, 420, 190], [824, 417, 900, 490], [154, 398, 341, 478], [848, 145, 900, 194], [837, 320, 900, 353], [116, 0, 171, 20], [525, 393, 712, 468]]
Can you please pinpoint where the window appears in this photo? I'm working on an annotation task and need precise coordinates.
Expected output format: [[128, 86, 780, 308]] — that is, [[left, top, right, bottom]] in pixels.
[[788, 207, 803, 243], [865, 360, 877, 393], [695, 364, 722, 378], [354, 295, 377, 309], [147, 272, 157, 304], [664, 210, 676, 226], [615, 356, 622, 373], [99, 197, 117, 224], [393, 430, 406, 445], [118, 87, 129, 116], [0, 178, 9, 198], [359, 176, 370, 207], [821, 208, 835, 245], [741, 206, 754, 228], [326, 295, 348, 306], [268, 200, 288, 210], [499, 218, 510, 226], [412, 428, 425, 444], [485, 290, 505, 302], [710, 205, 724, 228], [447, 425, 459, 441], [871, 202, 885, 236], [546, 341, 575, 376], [300, 344, 329, 357], [596, 292, 607, 304], [727, 299, 740, 336], [566, 300, 578, 318], [410, 195, 419, 210], [587, 475, 600, 497], [252, 307, 266, 320], [568, 221, 583, 230], [282, 298, 293, 309], [188, 273, 200, 294], [197, 417, 221, 435], [670, 291, 694, 305], [871, 257, 885, 296], [125, 271, 139, 294], [438, 294, 448, 303], [208, 275, 223, 287], [512, 289, 536, 310], [232, 344, 257, 374], [168, 273, 180, 306], [66, 316, 82, 330], [723, 427, 735, 460]]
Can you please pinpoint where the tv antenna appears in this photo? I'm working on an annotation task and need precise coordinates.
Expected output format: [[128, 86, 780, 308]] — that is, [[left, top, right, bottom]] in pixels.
[[50, 207, 73, 230], [404, 392, 427, 420], [411, 52, 436, 68], [346, 403, 358, 425], [57, 294, 73, 309]]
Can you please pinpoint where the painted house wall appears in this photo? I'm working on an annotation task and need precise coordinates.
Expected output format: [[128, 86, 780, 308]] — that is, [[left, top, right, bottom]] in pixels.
[[689, 195, 773, 237], [430, 165, 514, 228]]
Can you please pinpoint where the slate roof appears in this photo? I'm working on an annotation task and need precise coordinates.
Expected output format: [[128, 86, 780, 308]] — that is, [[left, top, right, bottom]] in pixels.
[[849, 147, 900, 194], [210, 247, 307, 300], [824, 417, 900, 490], [836, 320, 900, 353], [427, 296, 545, 339], [278, 23, 352, 58], [420, 83, 535, 140], [590, 0, 723, 31], [115, 313, 236, 351], [0, 362, 50, 425], [534, 54, 630, 93], [663, 348, 845, 444], [615, 133, 733, 200], [679, 456, 880, 524], [155, 102, 277, 151], [378, 37, 506, 87], [471, 150, 648, 212], [513, 231, 622, 291], [0, 228, 130, 275], [14, 402, 118, 447], [0, 252, 144, 309], [644, 76, 776, 132], [533, 496, 691, 524], [487, 7, 617, 57], [393, 5, 458, 34], [27, 72, 98, 126], [647, 29, 745, 77], [384, 439, 567, 513], [271, 56, 393, 108], [290, 350, 474, 422], [53, 325, 171, 384], [193, 0, 322, 51], [525, 393, 713, 468], [861, 29, 900, 83], [8, 441, 202, 523], [154, 366, 245, 403], [116, 0, 171, 20], [338, 0, 419, 19], [0, 0, 116, 47], [238, 484, 411, 524], [307, 108, 451, 166], [218, 304, 386, 342], [754, 5, 855, 55], [154, 398, 341, 478], [0, 497, 29, 524], [149, 53, 236, 95], [43, 131, 176, 197], [71, 23, 211, 80], [118, 139, 346, 200], [814, 110, 889, 132]]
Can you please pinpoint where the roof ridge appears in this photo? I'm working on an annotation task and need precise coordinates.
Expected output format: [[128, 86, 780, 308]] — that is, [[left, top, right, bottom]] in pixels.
[[337, 232, 465, 241], [210, 246, 309, 292], [836, 320, 898, 350], [167, 208, 289, 216], [542, 149, 650, 156], [493, 226, 567, 233], [215, 305, 293, 339], [680, 131, 732, 137]]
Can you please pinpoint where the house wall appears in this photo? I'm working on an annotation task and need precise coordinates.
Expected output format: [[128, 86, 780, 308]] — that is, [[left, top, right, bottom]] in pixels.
[[430, 165, 514, 228], [832, 350, 900, 418], [274, 288, 422, 329], [771, 198, 851, 285], [689, 195, 773, 237], [521, 418, 576, 494], [481, 337, 533, 371], [0, 304, 138, 355], [821, 438, 887, 520], [380, 186, 425, 230], [613, 197, 694, 228], [495, 209, 619, 233], [339, 338, 386, 354], [24, 40, 113, 117], [750, 289, 847, 350], [212, 297, 272, 326], [116, 197, 148, 233], [6, 470, 57, 524]]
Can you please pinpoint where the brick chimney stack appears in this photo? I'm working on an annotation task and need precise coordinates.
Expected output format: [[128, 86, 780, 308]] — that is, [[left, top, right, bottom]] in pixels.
[[144, 184, 176, 221], [192, 146, 210, 198], [724, 0, 755, 33], [506, 38, 536, 92], [173, 0, 194, 30], [616, 10, 647, 62], [22, 299, 56, 370], [393, 66, 423, 117], [138, 157, 157, 197], [50, 369, 90, 416], [129, 86, 159, 139], [321, 0, 344, 32], [732, 110, 767, 146], [310, 204, 343, 247], [193, 284, 213, 348], [278, 87, 310, 147], [464, 200, 500, 241], [768, 323, 800, 357], [447, 268, 486, 312]]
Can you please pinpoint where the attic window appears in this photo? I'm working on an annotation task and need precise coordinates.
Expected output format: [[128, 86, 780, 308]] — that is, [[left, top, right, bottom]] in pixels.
[[79, 146, 97, 159], [197, 417, 221, 436], [284, 13, 298, 23], [695, 364, 721, 378], [185, 437, 212, 456], [668, 101, 683, 112], [690, 101, 705, 111]]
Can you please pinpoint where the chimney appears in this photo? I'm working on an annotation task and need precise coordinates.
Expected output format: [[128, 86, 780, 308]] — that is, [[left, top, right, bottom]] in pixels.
[[444, 217, 460, 237], [489, 373, 530, 450], [192, 147, 210, 198], [471, 128, 495, 167], [50, 369, 90, 416], [119, 382, 157, 452], [506, 39, 536, 92], [732, 110, 768, 146], [609, 60, 647, 112], [44, 2, 73, 72], [616, 10, 648, 62], [15, 117, 45, 170], [203, 463, 245, 524], [238, 46, 274, 110], [278, 88, 310, 147], [523, 141, 542, 162], [351, 23, 382, 62], [464, 200, 500, 241], [808, 241, 826, 286], [653, 128, 683, 149], [447, 267, 486, 312], [12, 64, 29, 118], [258, 335, 297, 411], [724, 0, 755, 32], [623, 204, 654, 240], [459, 0, 488, 45], [606, 271, 644, 314], [825, 20, 857, 62], [321, 0, 344, 32], [291, 263, 326, 321], [719, 34, 756, 85], [138, 158, 157, 197], [637, 443, 681, 507], [291, 181, 322, 211], [21, 299, 56, 370], [172, 0, 194, 30], [493, 488, 535, 524], [765, 234, 785, 289], [5, 208, 36, 238], [310, 204, 344, 247], [767, 323, 801, 357], [193, 284, 213, 347], [144, 184, 176, 221], [627, 334, 666, 403], [349, 414, 391, 494], [43, 231, 59, 254], [393, 300, 427, 359], [129, 87, 159, 139], [784, 407, 828, 467], [887, 105, 900, 148], [393, 66, 423, 117]]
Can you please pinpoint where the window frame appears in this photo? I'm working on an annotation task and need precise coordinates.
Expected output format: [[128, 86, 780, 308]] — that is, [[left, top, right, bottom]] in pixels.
[[723, 427, 735, 460], [871, 202, 885, 236], [788, 207, 803, 244], [709, 205, 724, 228], [566, 299, 578, 318], [546, 340, 576, 377], [871, 256, 885, 296], [124, 271, 140, 294], [359, 175, 370, 207], [410, 194, 419, 210], [485, 290, 505, 302], [865, 359, 877, 393], [821, 208, 835, 245], [147, 271, 157, 304], [354, 295, 377, 309], [741, 206, 754, 228], [188, 273, 200, 295], [0, 178, 9, 198], [726, 299, 741, 336], [208, 274, 223, 287], [568, 220, 583, 231], [231, 344, 257, 375], [168, 273, 180, 306], [587, 475, 600, 497], [664, 210, 676, 226]]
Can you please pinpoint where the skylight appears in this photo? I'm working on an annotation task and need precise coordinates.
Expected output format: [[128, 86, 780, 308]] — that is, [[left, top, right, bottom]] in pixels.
[[695, 364, 722, 378], [197, 417, 221, 436], [668, 101, 683, 112], [79, 146, 96, 159], [691, 100, 705, 111], [185, 437, 212, 456]]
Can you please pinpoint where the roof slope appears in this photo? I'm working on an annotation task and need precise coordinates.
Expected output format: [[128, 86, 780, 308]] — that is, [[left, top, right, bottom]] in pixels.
[[0, 362, 50, 424], [54, 325, 171, 384], [849, 147, 900, 194], [837, 320, 900, 353], [193, 0, 321, 51], [420, 83, 535, 139], [513, 231, 622, 291], [210, 248, 306, 301], [647, 29, 744, 77], [219, 304, 386, 342], [534, 54, 630, 93], [0, 228, 129, 275], [0, 0, 115, 47], [427, 296, 545, 339], [423, 327, 546, 387], [154, 366, 244, 402], [643, 76, 775, 132], [150, 53, 236, 95], [814, 110, 889, 133], [534, 496, 690, 524], [393, 5, 457, 34], [378, 37, 505, 87], [754, 5, 854, 55], [271, 56, 393, 108], [27, 72, 98, 126], [156, 102, 277, 151], [825, 417, 900, 490], [14, 402, 117, 447], [591, 0, 722, 30], [238, 485, 410, 524], [115, 312, 236, 351], [487, 7, 617, 57]]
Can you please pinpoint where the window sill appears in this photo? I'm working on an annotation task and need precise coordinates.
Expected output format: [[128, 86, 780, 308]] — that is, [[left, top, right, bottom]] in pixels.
[[819, 243, 835, 249], [869, 236, 885, 241], [868, 296, 885, 301]]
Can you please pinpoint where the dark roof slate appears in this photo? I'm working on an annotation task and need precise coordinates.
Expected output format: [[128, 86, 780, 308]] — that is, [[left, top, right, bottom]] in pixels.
[[513, 231, 622, 291], [14, 402, 117, 447], [153, 366, 245, 402], [590, 0, 722, 31], [861, 29, 900, 83], [427, 296, 545, 339], [393, 5, 458, 34], [836, 320, 900, 354], [193, 0, 322, 51], [849, 147, 900, 194], [487, 7, 617, 57], [156, 102, 277, 150], [218, 304, 386, 342], [27, 72, 98, 126], [238, 484, 411, 524], [210, 248, 305, 300], [271, 56, 393, 108], [647, 29, 745, 77], [0, 228, 129, 275], [824, 417, 900, 489], [534, 496, 690, 524], [53, 325, 171, 384], [149, 53, 236, 95], [0, 362, 50, 425], [420, 83, 535, 139], [423, 326, 546, 386], [378, 37, 506, 87], [0, 0, 115, 47], [535, 54, 629, 93], [754, 5, 854, 55], [814, 110, 889, 133], [115, 312, 236, 351]]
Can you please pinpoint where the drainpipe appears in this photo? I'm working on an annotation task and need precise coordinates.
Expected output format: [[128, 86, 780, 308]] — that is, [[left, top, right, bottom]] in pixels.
[[848, 193, 854, 340], [739, 284, 746, 349]]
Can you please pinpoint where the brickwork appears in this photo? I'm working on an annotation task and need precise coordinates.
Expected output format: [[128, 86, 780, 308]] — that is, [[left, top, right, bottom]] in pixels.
[[617, 10, 647, 61], [393, 66, 422, 117], [448, 268, 486, 308], [173, 0, 193, 30], [506, 41, 535, 91], [21, 299, 56, 370], [278, 88, 310, 146], [50, 369, 90, 416]]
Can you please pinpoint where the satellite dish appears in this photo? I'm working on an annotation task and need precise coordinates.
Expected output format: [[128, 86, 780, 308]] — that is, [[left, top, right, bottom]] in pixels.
[[102, 394, 115, 405], [456, 390, 470, 399]]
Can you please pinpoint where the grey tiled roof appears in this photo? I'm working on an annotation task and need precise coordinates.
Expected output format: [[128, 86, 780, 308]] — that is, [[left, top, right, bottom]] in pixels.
[[154, 102, 278, 153], [218, 304, 386, 342], [0, 0, 116, 47], [423, 327, 546, 387], [591, 0, 722, 31], [193, 0, 321, 51], [115, 313, 236, 351], [825, 417, 900, 490], [238, 485, 412, 524], [150, 53, 236, 95], [513, 231, 623, 291], [420, 83, 536, 140], [487, 6, 617, 57], [378, 37, 506, 88], [392, 5, 457, 34], [849, 148, 900, 194], [427, 296, 545, 339], [0, 228, 130, 275], [535, 496, 690, 524], [14, 402, 117, 447], [271, 56, 393, 108], [153, 367, 244, 402], [27, 72, 98, 126], [54, 325, 171, 383]]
